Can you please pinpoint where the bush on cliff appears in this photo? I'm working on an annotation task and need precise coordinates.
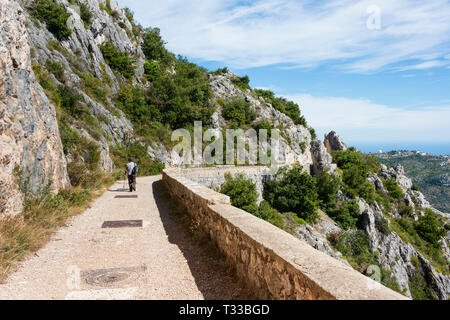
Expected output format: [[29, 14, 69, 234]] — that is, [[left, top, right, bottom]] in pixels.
[[415, 209, 446, 248], [329, 200, 360, 230], [142, 28, 171, 63], [332, 148, 377, 203], [220, 173, 259, 214], [263, 166, 319, 223], [32, 0, 72, 39], [329, 230, 374, 267], [231, 75, 251, 91], [45, 60, 65, 82], [146, 56, 215, 129], [222, 98, 256, 129], [383, 178, 403, 200], [79, 3, 93, 28], [256, 201, 284, 228], [100, 41, 135, 79], [144, 61, 160, 82], [254, 89, 307, 127], [316, 171, 340, 211]]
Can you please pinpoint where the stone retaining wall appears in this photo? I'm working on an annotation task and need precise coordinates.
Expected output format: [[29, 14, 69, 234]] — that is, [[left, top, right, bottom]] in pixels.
[[162, 168, 408, 300]]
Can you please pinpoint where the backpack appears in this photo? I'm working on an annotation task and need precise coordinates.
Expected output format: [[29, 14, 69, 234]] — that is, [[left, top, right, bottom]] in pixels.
[[132, 163, 139, 175]]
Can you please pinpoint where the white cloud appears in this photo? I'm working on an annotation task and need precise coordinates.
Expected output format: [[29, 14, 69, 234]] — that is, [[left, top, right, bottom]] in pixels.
[[397, 60, 449, 71], [286, 94, 450, 142], [117, 0, 450, 72]]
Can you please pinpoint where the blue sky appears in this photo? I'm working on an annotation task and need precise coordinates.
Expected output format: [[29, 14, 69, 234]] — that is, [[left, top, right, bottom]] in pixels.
[[116, 0, 450, 154]]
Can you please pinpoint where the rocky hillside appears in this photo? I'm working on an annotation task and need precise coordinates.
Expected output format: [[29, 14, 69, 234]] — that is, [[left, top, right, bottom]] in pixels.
[[376, 151, 449, 213], [0, 0, 315, 216], [0, 0, 448, 300]]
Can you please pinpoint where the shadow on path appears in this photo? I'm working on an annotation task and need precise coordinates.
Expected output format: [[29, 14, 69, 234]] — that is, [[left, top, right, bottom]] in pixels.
[[152, 180, 248, 300]]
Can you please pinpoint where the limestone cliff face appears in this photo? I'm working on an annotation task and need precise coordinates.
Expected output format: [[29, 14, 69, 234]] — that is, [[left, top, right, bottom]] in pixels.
[[0, 0, 70, 216], [209, 71, 314, 169], [22, 0, 135, 171]]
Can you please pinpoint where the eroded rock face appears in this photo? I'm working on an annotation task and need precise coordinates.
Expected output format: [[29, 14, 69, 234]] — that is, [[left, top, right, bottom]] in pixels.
[[22, 0, 136, 173], [208, 72, 313, 170], [324, 131, 347, 153], [356, 198, 450, 299], [379, 164, 413, 192], [0, 0, 70, 215], [310, 140, 337, 176]]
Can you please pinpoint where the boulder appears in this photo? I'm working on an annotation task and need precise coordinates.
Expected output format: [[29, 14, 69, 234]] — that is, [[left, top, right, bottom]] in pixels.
[[324, 131, 347, 153]]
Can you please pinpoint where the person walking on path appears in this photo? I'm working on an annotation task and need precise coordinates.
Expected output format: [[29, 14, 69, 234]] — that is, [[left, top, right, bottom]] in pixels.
[[126, 157, 137, 192]]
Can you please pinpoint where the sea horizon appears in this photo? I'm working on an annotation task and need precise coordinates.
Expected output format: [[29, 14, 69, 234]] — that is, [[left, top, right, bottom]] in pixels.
[[348, 141, 450, 156]]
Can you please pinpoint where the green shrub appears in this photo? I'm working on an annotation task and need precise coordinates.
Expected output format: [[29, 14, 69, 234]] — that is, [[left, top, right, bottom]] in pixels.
[[398, 202, 414, 217], [329, 230, 375, 268], [32, 0, 72, 39], [359, 181, 376, 204], [332, 148, 379, 203], [415, 209, 446, 248], [45, 60, 65, 82], [110, 143, 165, 176], [58, 122, 80, 155], [79, 3, 93, 27], [254, 89, 307, 127], [100, 41, 135, 79], [376, 217, 391, 235], [316, 171, 340, 211], [409, 272, 438, 300], [256, 201, 284, 228], [333, 148, 368, 170], [384, 178, 403, 200], [57, 85, 82, 116], [211, 67, 229, 75], [144, 61, 159, 82], [220, 173, 258, 214], [391, 216, 448, 276], [412, 184, 420, 191], [115, 85, 159, 124], [252, 120, 274, 139], [142, 28, 169, 62], [263, 166, 319, 223], [147, 57, 215, 129], [329, 200, 360, 230], [58, 122, 100, 169], [124, 7, 134, 22], [32, 63, 56, 93], [222, 98, 256, 128], [99, 0, 113, 15], [81, 72, 107, 105], [309, 127, 317, 140], [231, 75, 251, 91], [100, 63, 113, 87]]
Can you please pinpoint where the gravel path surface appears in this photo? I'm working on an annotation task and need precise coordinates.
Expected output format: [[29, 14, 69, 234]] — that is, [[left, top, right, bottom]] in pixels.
[[0, 176, 245, 300]]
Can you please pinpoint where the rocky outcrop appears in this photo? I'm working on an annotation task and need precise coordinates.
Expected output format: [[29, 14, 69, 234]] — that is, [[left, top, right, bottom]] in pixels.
[[367, 174, 388, 194], [208, 71, 313, 169], [310, 140, 337, 176], [356, 197, 450, 299], [324, 131, 347, 153], [0, 0, 70, 216], [379, 164, 413, 192]]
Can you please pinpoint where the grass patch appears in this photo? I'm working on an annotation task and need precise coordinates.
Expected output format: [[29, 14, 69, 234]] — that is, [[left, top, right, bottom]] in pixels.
[[0, 171, 121, 283], [390, 216, 449, 275]]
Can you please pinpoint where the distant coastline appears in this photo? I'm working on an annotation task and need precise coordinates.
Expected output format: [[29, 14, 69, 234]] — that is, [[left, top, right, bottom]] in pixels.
[[350, 142, 450, 156]]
